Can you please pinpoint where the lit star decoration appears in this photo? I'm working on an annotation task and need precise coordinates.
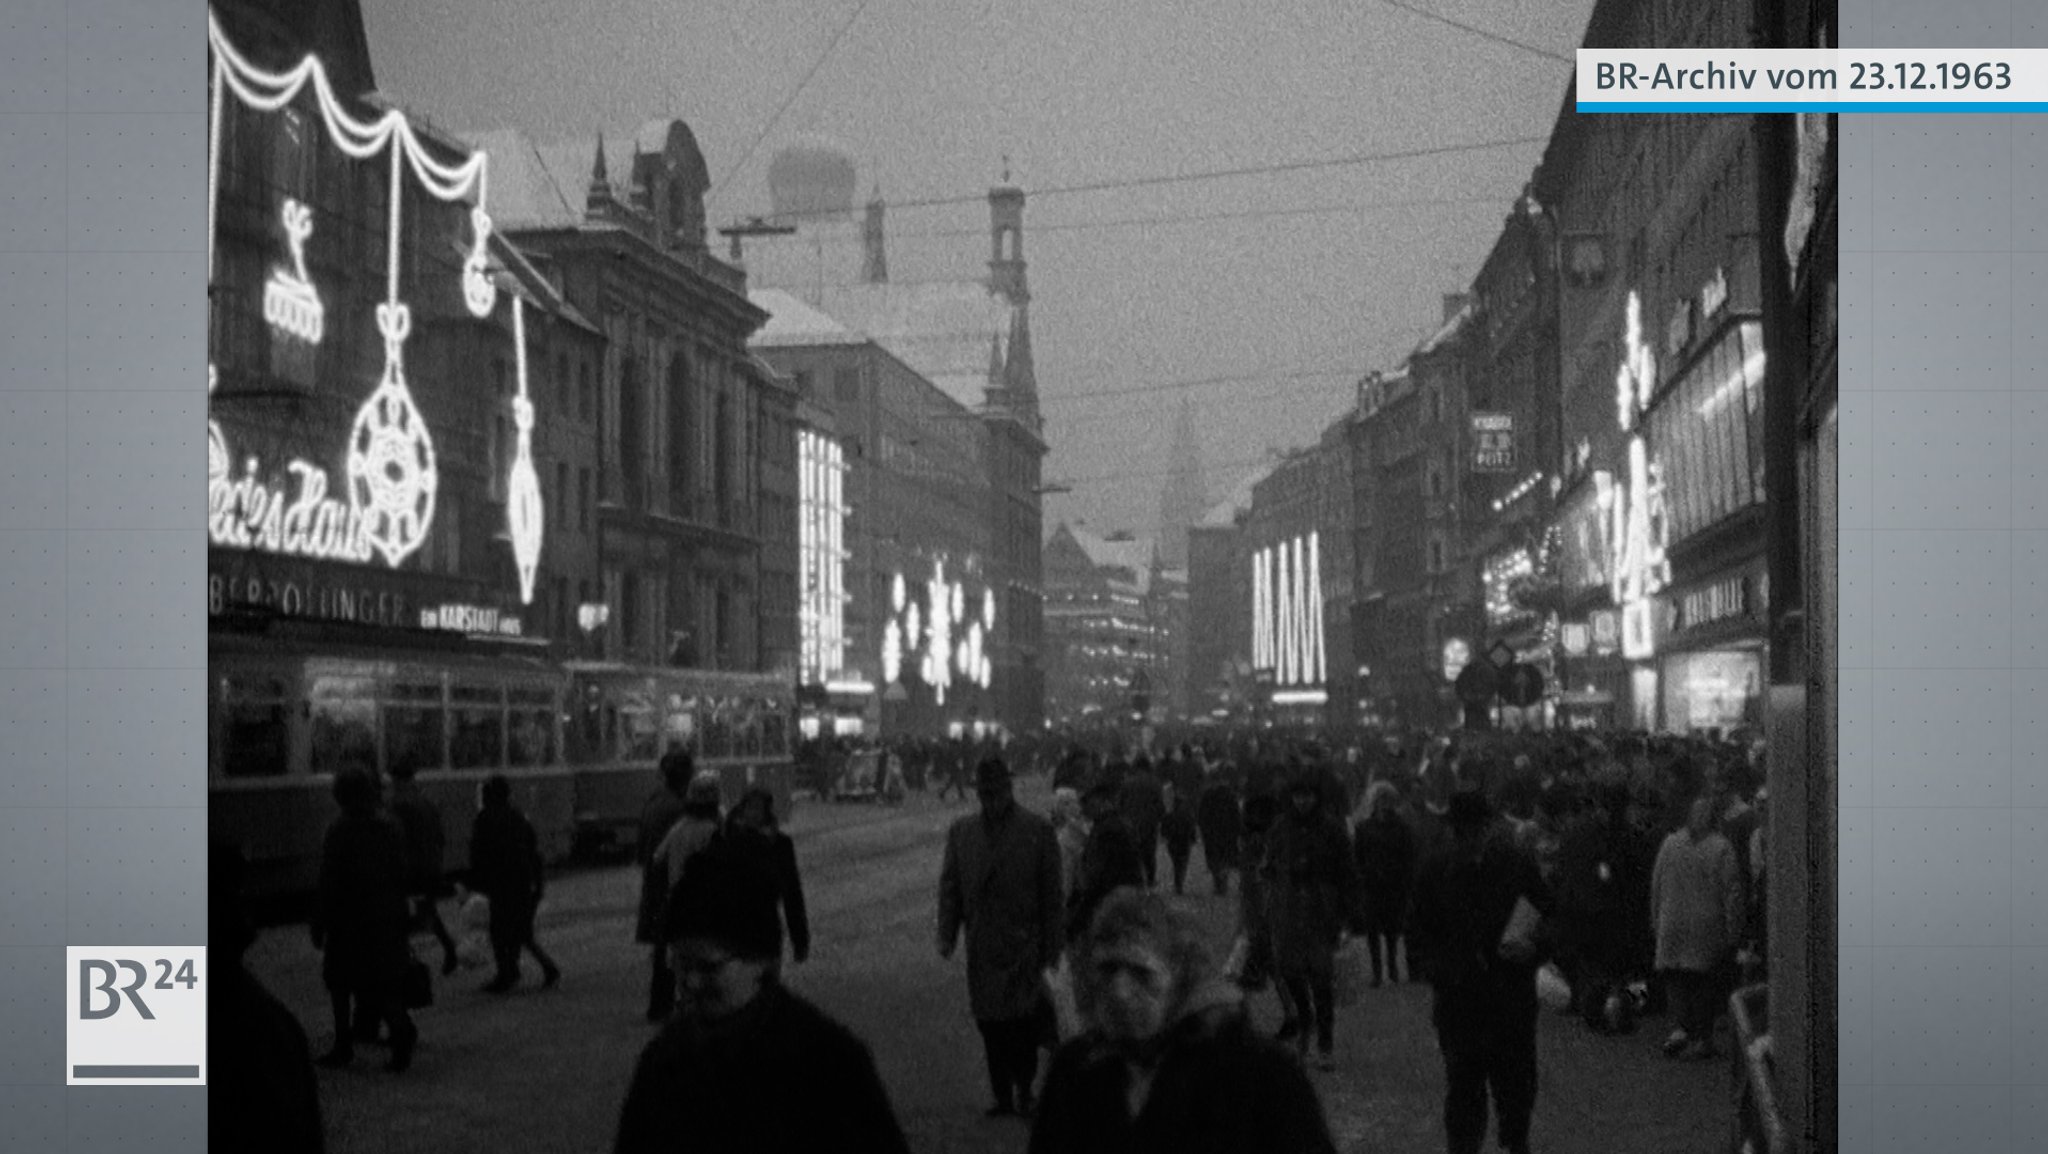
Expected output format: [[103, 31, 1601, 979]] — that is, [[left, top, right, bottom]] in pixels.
[[1608, 292, 1670, 660], [262, 198, 323, 344], [506, 296, 544, 604], [924, 559, 954, 705], [207, 7, 495, 571]]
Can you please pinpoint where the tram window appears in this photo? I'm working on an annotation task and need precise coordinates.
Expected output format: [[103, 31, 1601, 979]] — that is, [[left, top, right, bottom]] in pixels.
[[383, 682, 445, 775], [508, 688, 556, 766], [308, 677, 377, 776], [760, 704, 788, 755], [701, 705, 731, 759], [220, 676, 290, 778], [450, 685, 506, 770]]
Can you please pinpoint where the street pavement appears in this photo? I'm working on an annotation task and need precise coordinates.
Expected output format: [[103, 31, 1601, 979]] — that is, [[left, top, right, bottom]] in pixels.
[[243, 778, 1731, 1154]]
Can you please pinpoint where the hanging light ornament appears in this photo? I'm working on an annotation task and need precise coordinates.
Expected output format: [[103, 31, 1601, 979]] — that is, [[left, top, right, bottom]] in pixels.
[[462, 206, 497, 318], [506, 296, 544, 603]]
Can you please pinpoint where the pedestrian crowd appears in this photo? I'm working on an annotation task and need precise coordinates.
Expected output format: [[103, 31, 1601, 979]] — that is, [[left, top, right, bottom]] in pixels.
[[210, 723, 1765, 1154]]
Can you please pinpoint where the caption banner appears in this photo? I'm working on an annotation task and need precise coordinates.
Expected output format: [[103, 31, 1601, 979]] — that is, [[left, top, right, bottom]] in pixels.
[[1577, 49, 2048, 111]]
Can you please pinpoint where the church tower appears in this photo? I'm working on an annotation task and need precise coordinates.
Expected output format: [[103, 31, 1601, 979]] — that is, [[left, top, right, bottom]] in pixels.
[[861, 187, 888, 284], [1157, 399, 1208, 569], [988, 163, 1028, 306]]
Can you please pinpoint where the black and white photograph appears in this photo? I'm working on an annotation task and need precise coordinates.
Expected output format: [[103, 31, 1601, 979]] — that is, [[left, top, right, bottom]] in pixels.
[[204, 0, 1838, 1151]]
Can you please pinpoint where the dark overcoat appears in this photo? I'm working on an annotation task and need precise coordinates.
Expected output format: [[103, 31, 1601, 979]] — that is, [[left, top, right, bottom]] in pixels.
[[938, 805, 1065, 1022]]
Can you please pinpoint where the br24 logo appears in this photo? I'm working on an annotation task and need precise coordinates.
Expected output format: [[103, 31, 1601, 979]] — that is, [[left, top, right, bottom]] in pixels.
[[78, 958, 198, 1020]]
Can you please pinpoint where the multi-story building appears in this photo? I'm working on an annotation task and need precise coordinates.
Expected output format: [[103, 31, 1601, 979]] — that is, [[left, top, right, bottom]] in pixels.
[[468, 122, 785, 673], [1042, 525, 1170, 727], [1184, 464, 1271, 721], [748, 290, 997, 736], [1533, 0, 1769, 734], [745, 179, 1049, 735]]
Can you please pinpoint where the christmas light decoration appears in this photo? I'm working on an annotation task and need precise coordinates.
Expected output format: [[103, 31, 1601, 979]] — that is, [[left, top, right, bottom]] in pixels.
[[1614, 291, 1657, 432], [882, 618, 903, 685], [207, 367, 228, 487], [207, 8, 500, 571], [981, 589, 995, 632], [262, 198, 323, 345], [925, 559, 954, 705], [799, 430, 848, 686], [1250, 534, 1324, 687], [506, 297, 544, 604]]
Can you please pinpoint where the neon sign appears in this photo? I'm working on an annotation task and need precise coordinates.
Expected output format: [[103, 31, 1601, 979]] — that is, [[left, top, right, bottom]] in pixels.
[[207, 9, 503, 572], [800, 430, 848, 686], [506, 297, 543, 604], [1250, 532, 1325, 687], [1615, 291, 1657, 432], [263, 198, 323, 345], [1609, 292, 1671, 660]]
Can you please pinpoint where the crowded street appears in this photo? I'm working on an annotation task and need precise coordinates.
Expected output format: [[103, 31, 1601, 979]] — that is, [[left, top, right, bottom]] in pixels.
[[241, 774, 1725, 1154]]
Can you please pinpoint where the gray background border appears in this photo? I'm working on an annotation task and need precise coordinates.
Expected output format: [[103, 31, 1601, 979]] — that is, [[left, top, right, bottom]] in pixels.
[[0, 0, 1981, 1149]]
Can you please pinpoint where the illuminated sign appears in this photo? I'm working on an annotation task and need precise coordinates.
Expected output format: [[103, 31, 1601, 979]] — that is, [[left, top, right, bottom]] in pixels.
[[506, 297, 543, 605], [1470, 412, 1515, 473], [1614, 290, 1657, 432], [1607, 291, 1671, 661], [1560, 622, 1591, 657], [1674, 574, 1754, 633], [207, 10, 504, 572], [1250, 532, 1325, 687], [576, 603, 610, 632], [1589, 609, 1621, 655], [263, 198, 323, 345], [420, 603, 523, 637], [799, 429, 848, 687], [1483, 548, 1536, 627], [881, 558, 994, 699]]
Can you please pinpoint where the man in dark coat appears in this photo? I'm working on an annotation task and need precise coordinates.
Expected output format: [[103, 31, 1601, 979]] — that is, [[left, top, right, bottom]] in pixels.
[[614, 852, 909, 1154], [710, 787, 812, 966], [1119, 758, 1167, 888], [212, 839, 324, 1151], [1196, 768, 1243, 897], [938, 758, 1066, 1118], [1029, 889, 1337, 1154], [1264, 771, 1361, 1069], [470, 774, 561, 993], [1408, 788, 1555, 1154], [311, 768, 417, 1071]]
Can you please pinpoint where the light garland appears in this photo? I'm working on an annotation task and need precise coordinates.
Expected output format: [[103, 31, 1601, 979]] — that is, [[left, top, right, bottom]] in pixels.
[[262, 198, 323, 345], [207, 7, 504, 572], [506, 297, 544, 604]]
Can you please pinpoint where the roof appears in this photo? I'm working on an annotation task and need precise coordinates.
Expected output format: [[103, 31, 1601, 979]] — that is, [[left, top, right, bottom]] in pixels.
[[464, 121, 701, 233], [487, 232, 600, 335], [1198, 459, 1279, 527], [1415, 301, 1475, 357], [1058, 524, 1158, 592], [808, 281, 1015, 411], [747, 288, 867, 348]]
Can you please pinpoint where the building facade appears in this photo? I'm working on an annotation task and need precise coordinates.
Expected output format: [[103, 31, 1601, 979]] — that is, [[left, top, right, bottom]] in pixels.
[[1042, 526, 1170, 727], [470, 122, 786, 674], [1534, 0, 1770, 734]]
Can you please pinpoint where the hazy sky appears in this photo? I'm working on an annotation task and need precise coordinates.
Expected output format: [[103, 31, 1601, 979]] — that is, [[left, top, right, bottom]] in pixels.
[[361, 0, 1598, 541]]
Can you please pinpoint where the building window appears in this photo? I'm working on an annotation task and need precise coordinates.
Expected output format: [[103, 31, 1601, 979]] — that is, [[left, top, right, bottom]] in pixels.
[[579, 468, 592, 532], [556, 461, 570, 528]]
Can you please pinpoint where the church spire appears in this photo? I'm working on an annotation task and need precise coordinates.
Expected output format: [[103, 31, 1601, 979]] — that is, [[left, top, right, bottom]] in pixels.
[[1157, 399, 1209, 569], [585, 131, 613, 218]]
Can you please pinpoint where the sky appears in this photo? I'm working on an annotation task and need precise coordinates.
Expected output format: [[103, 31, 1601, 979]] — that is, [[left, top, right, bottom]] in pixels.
[[361, 0, 1600, 543]]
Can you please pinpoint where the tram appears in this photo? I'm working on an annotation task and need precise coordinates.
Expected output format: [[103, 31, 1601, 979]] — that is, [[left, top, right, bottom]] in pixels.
[[209, 626, 795, 902]]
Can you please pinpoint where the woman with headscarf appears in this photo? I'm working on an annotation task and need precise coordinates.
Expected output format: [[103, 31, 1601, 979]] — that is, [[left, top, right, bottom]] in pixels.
[[1029, 889, 1337, 1154]]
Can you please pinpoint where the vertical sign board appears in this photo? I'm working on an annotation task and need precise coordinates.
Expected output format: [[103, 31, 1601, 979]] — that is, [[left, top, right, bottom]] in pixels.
[[1471, 412, 1516, 473]]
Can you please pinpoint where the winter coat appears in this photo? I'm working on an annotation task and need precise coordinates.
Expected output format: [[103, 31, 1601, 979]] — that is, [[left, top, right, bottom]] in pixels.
[[1553, 813, 1646, 970], [469, 802, 545, 930], [634, 790, 692, 944], [938, 806, 1066, 1022], [1029, 981, 1338, 1154], [1352, 810, 1417, 928], [1650, 828, 1743, 973], [1070, 813, 1147, 941], [709, 824, 812, 963], [613, 979, 910, 1154], [1407, 824, 1553, 1047], [1120, 771, 1167, 842], [1263, 808, 1361, 978], [313, 809, 412, 996]]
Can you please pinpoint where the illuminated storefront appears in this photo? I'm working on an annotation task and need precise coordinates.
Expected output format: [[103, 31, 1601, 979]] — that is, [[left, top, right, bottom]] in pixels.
[[797, 429, 849, 687]]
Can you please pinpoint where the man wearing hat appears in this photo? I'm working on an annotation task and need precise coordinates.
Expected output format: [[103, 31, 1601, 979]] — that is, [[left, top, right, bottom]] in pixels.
[[1408, 787, 1555, 1154], [937, 757, 1065, 1119], [614, 853, 909, 1153], [640, 768, 724, 1020]]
